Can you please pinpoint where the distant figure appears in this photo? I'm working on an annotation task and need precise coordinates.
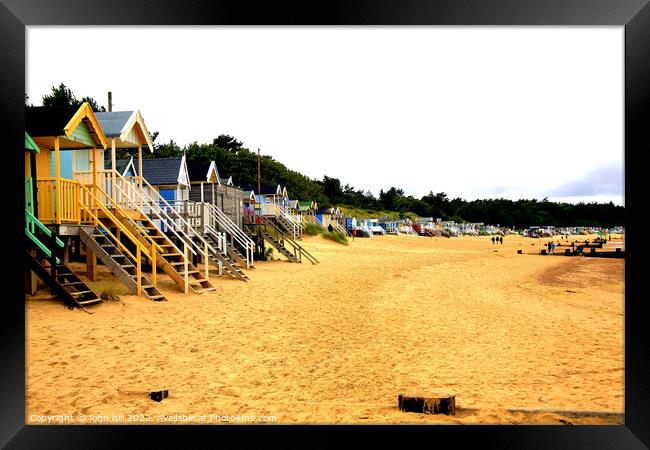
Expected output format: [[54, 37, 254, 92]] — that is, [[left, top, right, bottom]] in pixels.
[[500, 236, 503, 244], [550, 242, 555, 254], [547, 241, 552, 253], [491, 236, 496, 244], [328, 223, 334, 233]]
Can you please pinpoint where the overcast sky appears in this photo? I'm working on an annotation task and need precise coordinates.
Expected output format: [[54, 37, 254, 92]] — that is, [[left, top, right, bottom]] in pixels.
[[26, 27, 624, 205]]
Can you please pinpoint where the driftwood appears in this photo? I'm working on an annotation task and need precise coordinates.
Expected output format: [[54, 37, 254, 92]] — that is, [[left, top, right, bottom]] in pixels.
[[398, 394, 456, 415]]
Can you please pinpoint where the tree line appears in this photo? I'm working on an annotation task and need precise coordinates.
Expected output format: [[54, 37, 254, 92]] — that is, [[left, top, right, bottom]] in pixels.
[[28, 83, 625, 228]]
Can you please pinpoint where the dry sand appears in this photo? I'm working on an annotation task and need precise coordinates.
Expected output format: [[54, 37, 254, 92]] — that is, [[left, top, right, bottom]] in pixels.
[[25, 234, 624, 425]]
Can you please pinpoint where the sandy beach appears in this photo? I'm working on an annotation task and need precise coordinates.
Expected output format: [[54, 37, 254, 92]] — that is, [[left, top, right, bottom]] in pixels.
[[25, 234, 624, 425]]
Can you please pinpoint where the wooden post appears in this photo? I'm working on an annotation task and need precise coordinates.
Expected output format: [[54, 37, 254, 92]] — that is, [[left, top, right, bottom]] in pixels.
[[136, 246, 142, 295], [25, 268, 38, 295], [204, 241, 209, 280], [54, 137, 61, 224], [111, 138, 116, 202], [86, 247, 96, 281], [151, 242, 157, 286], [398, 394, 456, 415], [138, 144, 143, 210], [92, 148, 98, 224], [63, 237, 70, 264], [184, 242, 189, 294]]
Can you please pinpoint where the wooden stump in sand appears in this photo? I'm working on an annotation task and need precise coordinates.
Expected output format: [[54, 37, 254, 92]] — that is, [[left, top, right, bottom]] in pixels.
[[398, 394, 456, 415]]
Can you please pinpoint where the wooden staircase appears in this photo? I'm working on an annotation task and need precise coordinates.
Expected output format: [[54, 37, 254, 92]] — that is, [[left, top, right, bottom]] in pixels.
[[259, 228, 301, 263], [25, 250, 103, 311], [24, 214, 102, 313], [275, 208, 302, 240], [79, 227, 165, 301], [116, 215, 217, 294], [245, 220, 319, 264], [202, 232, 249, 281], [202, 202, 255, 269]]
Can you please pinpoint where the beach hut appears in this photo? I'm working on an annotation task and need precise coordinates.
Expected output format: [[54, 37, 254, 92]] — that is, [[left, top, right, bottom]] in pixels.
[[314, 208, 332, 229], [180, 160, 253, 275], [187, 160, 221, 203], [94, 110, 154, 204], [26, 104, 216, 297], [26, 103, 108, 226], [23, 130, 103, 307], [138, 156, 191, 203]]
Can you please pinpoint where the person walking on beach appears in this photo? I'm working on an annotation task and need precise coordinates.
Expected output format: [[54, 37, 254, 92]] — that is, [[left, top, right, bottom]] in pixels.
[[499, 236, 503, 244], [492, 236, 495, 245]]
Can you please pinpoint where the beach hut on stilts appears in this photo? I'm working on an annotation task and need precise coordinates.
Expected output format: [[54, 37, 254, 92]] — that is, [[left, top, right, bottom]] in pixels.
[[183, 159, 254, 279], [241, 185, 317, 264], [26, 103, 217, 304], [24, 130, 103, 311]]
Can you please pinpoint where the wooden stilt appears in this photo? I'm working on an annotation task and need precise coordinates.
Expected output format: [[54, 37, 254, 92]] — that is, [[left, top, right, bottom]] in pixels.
[[25, 268, 38, 295], [63, 237, 70, 264], [86, 248, 97, 281], [54, 137, 61, 225]]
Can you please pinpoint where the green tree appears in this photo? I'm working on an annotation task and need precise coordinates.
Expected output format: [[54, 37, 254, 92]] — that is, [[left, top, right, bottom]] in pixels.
[[41, 83, 106, 111]]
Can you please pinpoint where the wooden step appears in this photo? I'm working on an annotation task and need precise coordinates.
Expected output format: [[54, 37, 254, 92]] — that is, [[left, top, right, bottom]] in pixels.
[[194, 287, 217, 294], [78, 298, 102, 305], [161, 253, 182, 257], [120, 264, 135, 269], [70, 290, 92, 296], [149, 295, 165, 301]]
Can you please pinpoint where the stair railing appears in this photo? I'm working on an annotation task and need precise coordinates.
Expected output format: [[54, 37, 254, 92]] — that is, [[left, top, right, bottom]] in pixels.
[[112, 171, 221, 280], [203, 202, 254, 269], [25, 209, 65, 263], [79, 184, 156, 295]]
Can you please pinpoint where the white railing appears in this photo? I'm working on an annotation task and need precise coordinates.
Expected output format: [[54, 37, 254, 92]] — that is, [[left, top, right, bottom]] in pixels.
[[260, 203, 301, 240], [278, 206, 302, 239], [203, 202, 254, 269], [115, 172, 226, 274]]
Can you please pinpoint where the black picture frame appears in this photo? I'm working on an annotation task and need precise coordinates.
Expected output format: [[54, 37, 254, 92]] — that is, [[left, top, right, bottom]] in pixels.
[[1, 0, 648, 447]]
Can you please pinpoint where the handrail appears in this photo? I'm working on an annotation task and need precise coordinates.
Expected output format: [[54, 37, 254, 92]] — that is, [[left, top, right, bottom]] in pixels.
[[202, 202, 254, 266], [128, 174, 217, 258], [115, 172, 198, 257], [78, 184, 152, 260], [263, 219, 318, 264], [25, 210, 65, 247], [25, 209, 64, 262], [104, 180, 166, 255]]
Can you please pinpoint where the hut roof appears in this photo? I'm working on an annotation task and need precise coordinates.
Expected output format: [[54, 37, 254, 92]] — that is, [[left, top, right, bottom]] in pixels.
[[139, 156, 190, 186], [244, 185, 280, 196], [25, 103, 107, 150], [186, 160, 220, 184], [114, 158, 134, 175], [95, 111, 155, 152], [25, 132, 40, 153]]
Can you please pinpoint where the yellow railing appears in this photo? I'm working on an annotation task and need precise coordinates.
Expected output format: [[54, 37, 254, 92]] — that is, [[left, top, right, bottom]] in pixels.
[[35, 178, 81, 224], [78, 184, 159, 295]]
